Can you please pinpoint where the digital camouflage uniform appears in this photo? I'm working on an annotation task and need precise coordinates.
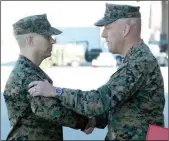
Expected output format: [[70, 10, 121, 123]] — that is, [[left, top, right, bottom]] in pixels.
[[54, 4, 165, 140], [4, 55, 90, 140], [3, 14, 89, 140]]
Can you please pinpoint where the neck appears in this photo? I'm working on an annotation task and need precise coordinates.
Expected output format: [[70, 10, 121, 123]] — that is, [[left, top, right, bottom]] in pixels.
[[20, 51, 43, 66], [121, 37, 141, 56]]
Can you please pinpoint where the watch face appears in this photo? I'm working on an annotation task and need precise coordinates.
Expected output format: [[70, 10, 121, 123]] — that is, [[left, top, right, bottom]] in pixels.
[[56, 88, 62, 95]]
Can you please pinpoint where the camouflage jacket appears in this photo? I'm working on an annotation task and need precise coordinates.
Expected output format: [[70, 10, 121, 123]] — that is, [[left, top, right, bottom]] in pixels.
[[56, 40, 165, 140], [3, 55, 89, 140]]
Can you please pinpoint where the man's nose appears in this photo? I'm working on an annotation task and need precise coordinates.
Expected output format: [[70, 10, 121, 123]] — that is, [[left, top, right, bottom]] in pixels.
[[50, 37, 56, 44], [101, 28, 107, 39]]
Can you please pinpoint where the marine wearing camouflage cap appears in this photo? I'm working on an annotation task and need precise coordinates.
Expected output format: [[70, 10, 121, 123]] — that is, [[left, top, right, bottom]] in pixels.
[[95, 3, 141, 26], [13, 14, 62, 35], [27, 3, 165, 141], [3, 14, 93, 140]]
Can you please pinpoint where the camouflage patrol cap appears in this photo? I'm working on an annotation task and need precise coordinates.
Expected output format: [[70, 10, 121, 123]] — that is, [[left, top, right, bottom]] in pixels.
[[94, 3, 141, 26], [13, 14, 62, 35]]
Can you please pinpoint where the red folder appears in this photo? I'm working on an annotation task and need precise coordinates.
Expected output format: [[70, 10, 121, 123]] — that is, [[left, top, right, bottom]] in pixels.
[[146, 124, 168, 140]]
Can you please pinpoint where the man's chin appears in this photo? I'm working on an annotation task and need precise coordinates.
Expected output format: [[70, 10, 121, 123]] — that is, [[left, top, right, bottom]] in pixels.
[[44, 53, 52, 59], [108, 48, 115, 54]]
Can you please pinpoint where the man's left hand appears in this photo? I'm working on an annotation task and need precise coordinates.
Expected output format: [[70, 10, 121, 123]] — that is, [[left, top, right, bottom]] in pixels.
[[28, 80, 56, 97]]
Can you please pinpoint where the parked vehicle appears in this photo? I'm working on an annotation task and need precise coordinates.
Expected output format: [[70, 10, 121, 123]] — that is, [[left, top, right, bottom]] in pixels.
[[148, 40, 168, 66], [92, 52, 117, 67]]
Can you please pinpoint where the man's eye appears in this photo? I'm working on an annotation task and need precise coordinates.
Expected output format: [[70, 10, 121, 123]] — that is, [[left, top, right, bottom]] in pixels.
[[106, 26, 109, 29], [45, 36, 50, 40]]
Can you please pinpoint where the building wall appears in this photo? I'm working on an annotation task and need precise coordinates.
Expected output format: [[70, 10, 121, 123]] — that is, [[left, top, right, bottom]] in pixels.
[[161, 1, 168, 39]]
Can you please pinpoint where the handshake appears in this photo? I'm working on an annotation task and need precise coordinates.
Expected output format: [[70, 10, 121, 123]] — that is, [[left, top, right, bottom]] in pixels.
[[82, 117, 96, 134]]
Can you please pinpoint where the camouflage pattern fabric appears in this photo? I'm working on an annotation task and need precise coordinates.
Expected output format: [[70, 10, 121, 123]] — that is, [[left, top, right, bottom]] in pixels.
[[3, 55, 89, 140], [95, 112, 108, 129], [94, 3, 141, 26], [13, 14, 62, 35], [56, 40, 165, 140]]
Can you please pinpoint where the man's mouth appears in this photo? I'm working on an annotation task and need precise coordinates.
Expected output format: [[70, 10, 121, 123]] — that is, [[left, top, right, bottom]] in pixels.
[[48, 48, 52, 51]]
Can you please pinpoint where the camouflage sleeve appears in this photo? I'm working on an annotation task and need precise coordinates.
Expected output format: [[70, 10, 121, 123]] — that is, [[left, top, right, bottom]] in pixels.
[[56, 62, 146, 116], [94, 112, 108, 129], [29, 96, 88, 130], [3, 80, 28, 127], [24, 78, 89, 130]]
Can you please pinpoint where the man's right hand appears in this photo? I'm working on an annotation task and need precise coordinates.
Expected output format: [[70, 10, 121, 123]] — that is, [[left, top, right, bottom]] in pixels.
[[82, 117, 96, 134]]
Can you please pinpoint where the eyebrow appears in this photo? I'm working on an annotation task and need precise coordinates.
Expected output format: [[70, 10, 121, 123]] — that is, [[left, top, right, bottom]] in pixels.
[[105, 26, 109, 29], [105, 23, 111, 28]]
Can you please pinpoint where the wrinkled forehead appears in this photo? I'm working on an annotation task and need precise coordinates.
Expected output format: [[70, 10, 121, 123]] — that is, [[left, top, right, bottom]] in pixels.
[[29, 33, 55, 43], [104, 19, 121, 28]]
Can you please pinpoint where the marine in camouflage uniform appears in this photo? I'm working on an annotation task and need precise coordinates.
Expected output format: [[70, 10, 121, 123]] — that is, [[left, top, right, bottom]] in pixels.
[[57, 40, 165, 140], [29, 4, 165, 140], [3, 14, 90, 140]]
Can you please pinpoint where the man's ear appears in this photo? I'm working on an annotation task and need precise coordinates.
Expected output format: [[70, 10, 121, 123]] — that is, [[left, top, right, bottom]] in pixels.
[[26, 35, 33, 46], [123, 24, 130, 37]]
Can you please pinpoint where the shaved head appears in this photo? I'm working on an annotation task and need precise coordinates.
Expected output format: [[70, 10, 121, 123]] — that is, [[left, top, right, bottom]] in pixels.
[[14, 33, 37, 48], [14, 32, 56, 66], [101, 17, 141, 56], [117, 18, 141, 38], [14, 34, 26, 48]]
